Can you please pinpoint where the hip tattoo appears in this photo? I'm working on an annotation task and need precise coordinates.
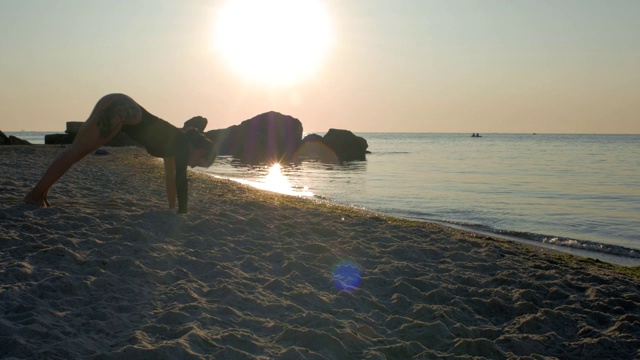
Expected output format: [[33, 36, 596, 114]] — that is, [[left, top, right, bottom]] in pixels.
[[97, 99, 140, 138]]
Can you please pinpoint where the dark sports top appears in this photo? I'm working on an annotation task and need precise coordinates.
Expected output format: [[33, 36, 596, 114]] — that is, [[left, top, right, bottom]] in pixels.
[[121, 107, 190, 213]]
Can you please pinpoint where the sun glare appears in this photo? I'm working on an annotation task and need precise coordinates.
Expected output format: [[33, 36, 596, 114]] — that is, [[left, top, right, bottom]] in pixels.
[[212, 0, 333, 85], [231, 164, 313, 196], [262, 163, 293, 194]]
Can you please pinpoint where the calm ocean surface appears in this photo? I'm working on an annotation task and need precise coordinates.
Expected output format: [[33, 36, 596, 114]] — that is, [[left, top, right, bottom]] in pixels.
[[11, 132, 640, 265]]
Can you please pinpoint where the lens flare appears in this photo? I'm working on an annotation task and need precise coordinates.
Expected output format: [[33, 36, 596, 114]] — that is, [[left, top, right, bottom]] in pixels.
[[332, 261, 361, 291], [293, 140, 340, 164]]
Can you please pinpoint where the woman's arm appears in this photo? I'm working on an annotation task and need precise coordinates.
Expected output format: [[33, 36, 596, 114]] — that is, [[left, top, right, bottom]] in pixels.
[[175, 152, 189, 214], [163, 157, 177, 209]]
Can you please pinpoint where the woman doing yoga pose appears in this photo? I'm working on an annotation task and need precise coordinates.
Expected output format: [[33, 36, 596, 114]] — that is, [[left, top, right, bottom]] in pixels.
[[24, 93, 216, 213]]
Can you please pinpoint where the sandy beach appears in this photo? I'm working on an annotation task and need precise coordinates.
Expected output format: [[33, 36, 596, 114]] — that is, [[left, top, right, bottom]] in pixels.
[[1, 145, 639, 360]]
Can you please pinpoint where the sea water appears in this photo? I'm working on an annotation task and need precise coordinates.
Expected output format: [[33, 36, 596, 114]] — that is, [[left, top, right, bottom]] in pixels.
[[200, 133, 640, 265], [11, 132, 640, 264], [3, 131, 51, 145]]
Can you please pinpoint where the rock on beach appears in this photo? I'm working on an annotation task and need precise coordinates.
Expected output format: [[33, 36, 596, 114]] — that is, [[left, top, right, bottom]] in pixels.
[[0, 130, 31, 145]]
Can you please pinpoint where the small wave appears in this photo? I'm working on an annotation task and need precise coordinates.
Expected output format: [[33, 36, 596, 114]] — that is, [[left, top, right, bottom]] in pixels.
[[439, 219, 490, 229], [435, 220, 640, 263], [491, 229, 640, 260], [374, 151, 410, 155], [540, 236, 640, 259]]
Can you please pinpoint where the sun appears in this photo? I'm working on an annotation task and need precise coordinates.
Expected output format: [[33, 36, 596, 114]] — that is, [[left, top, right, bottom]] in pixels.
[[212, 0, 333, 85]]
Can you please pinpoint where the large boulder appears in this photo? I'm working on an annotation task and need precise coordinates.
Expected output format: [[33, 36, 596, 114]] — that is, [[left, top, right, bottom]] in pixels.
[[206, 111, 303, 163], [45, 133, 75, 144], [296, 129, 369, 162], [65, 121, 84, 134], [45, 120, 139, 146], [45, 132, 139, 146], [0, 130, 8, 144], [320, 129, 369, 161], [45, 121, 82, 145], [295, 134, 340, 163], [0, 130, 31, 145]]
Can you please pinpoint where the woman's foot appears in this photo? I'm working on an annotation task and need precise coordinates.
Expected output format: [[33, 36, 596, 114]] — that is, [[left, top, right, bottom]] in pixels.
[[24, 192, 50, 207]]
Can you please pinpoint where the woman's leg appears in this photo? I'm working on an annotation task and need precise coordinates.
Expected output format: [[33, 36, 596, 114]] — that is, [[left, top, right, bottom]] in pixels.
[[24, 94, 142, 206]]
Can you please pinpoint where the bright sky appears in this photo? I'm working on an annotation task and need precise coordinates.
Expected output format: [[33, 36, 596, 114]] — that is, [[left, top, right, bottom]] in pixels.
[[1, 0, 638, 134]]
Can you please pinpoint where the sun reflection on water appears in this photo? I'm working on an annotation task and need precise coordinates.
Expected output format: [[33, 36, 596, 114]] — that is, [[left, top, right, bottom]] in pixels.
[[232, 163, 314, 197]]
